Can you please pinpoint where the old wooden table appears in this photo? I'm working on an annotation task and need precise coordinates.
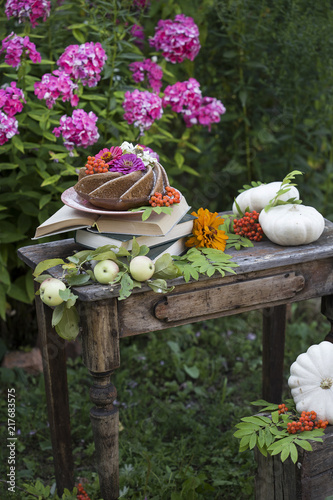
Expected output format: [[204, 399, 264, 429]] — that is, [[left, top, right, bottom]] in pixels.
[[18, 220, 333, 500]]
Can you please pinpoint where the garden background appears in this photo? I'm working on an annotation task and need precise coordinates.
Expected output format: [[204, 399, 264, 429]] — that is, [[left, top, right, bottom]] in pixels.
[[0, 0, 333, 498]]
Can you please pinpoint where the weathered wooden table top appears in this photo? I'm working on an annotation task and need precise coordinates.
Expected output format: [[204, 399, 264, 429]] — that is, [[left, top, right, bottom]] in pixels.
[[18, 218, 333, 337]]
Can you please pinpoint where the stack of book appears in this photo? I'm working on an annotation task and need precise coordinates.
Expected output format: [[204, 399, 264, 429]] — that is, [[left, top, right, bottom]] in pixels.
[[33, 196, 194, 261]]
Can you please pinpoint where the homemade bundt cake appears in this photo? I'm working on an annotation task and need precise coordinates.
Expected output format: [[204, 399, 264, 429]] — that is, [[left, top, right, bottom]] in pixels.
[[73, 143, 170, 210]]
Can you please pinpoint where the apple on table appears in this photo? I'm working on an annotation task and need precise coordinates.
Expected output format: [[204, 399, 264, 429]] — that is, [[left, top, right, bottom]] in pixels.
[[93, 259, 120, 284], [129, 256, 155, 282]]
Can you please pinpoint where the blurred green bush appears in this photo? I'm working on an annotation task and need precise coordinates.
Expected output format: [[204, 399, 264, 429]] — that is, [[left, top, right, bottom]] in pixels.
[[1, 0, 333, 344]]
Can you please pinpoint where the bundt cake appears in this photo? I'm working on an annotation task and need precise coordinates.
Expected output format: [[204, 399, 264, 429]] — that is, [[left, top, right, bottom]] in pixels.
[[74, 143, 170, 210]]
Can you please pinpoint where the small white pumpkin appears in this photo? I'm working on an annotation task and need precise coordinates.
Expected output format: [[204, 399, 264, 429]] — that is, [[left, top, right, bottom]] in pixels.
[[288, 341, 333, 424], [259, 204, 325, 246], [232, 181, 300, 215]]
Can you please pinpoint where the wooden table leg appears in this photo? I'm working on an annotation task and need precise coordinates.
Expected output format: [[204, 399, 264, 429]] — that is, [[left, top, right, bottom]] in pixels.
[[34, 290, 74, 495], [321, 295, 333, 344], [80, 299, 120, 500], [262, 305, 287, 403]]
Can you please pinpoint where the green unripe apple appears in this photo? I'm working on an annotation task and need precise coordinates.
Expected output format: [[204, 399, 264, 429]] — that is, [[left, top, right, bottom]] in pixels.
[[93, 259, 119, 284], [40, 278, 66, 307], [129, 256, 155, 282]]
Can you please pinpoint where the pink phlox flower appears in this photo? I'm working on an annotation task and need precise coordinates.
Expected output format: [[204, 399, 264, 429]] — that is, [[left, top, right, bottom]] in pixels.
[[0, 110, 19, 145], [5, 0, 51, 28], [149, 14, 200, 64], [57, 42, 107, 87], [162, 78, 202, 113], [129, 59, 163, 93], [0, 32, 41, 68], [95, 146, 123, 166], [122, 89, 163, 134], [132, 0, 150, 10], [34, 70, 79, 108], [130, 24, 145, 50], [52, 109, 99, 151], [110, 153, 146, 174], [0, 81, 26, 117], [183, 96, 226, 130]]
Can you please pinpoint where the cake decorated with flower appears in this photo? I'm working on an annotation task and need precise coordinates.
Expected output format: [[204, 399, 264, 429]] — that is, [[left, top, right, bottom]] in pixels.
[[74, 142, 176, 210]]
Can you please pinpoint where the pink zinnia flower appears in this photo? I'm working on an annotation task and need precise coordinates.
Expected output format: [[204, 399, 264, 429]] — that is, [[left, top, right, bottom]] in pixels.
[[0, 81, 26, 117], [149, 14, 200, 64], [0, 32, 41, 69], [95, 146, 123, 165], [52, 109, 99, 151], [123, 89, 163, 134], [110, 153, 146, 174], [5, 0, 51, 28]]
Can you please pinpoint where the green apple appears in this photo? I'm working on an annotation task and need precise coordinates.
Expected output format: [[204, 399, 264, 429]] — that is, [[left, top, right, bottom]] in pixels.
[[129, 256, 155, 282], [40, 278, 66, 307], [94, 259, 119, 284]]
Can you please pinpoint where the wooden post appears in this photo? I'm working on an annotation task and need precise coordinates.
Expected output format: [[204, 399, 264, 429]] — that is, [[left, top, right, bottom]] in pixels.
[[79, 299, 120, 500], [34, 287, 74, 495], [262, 305, 287, 403], [321, 295, 333, 344], [254, 426, 333, 499]]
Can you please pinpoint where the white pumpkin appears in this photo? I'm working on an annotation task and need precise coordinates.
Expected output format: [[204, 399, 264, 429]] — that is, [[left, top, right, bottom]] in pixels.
[[259, 204, 325, 246], [232, 181, 300, 215], [288, 341, 333, 424]]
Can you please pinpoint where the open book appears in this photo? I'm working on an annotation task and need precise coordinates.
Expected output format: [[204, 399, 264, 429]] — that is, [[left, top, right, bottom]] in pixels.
[[33, 196, 191, 239]]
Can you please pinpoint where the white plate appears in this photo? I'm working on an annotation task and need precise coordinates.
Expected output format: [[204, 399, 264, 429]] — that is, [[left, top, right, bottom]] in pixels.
[[61, 187, 144, 216]]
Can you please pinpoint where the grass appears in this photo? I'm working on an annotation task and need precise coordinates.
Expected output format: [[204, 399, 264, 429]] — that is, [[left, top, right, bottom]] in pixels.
[[0, 299, 328, 499]]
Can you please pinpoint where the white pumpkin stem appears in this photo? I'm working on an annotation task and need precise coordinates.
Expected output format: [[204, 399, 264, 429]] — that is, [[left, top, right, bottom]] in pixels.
[[320, 377, 333, 389]]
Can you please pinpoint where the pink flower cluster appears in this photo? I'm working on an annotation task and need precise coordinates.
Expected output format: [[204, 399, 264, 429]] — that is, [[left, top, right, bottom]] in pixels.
[[53, 109, 99, 151], [163, 78, 202, 113], [5, 0, 51, 28], [122, 89, 163, 133], [0, 32, 41, 69], [129, 59, 163, 93], [183, 96, 226, 130], [0, 82, 26, 117], [149, 14, 200, 64], [163, 79, 226, 130], [57, 42, 107, 87], [0, 110, 19, 146], [130, 24, 145, 50], [34, 70, 79, 109]]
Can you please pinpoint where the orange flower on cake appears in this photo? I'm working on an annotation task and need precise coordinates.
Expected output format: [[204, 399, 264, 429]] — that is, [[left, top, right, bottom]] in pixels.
[[186, 208, 228, 251]]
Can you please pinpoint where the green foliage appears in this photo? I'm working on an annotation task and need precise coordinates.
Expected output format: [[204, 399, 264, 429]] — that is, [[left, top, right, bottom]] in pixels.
[[234, 399, 325, 463], [173, 247, 238, 282], [0, 300, 328, 498], [264, 170, 303, 212]]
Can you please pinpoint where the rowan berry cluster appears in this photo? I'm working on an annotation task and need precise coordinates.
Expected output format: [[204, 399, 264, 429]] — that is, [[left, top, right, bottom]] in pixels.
[[287, 410, 329, 434], [278, 403, 288, 414], [233, 211, 264, 241], [77, 483, 91, 500], [149, 186, 180, 207], [85, 156, 109, 175]]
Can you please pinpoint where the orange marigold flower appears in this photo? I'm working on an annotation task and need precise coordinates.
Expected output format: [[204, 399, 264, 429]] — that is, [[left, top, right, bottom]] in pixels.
[[185, 208, 228, 251]]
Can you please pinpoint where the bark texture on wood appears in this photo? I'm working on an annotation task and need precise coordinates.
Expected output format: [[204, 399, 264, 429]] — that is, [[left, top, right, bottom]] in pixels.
[[79, 299, 120, 500], [34, 285, 74, 495], [262, 305, 287, 403], [255, 426, 333, 500], [321, 295, 333, 343]]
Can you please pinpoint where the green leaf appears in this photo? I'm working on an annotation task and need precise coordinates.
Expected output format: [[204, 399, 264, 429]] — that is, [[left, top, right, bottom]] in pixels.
[[55, 306, 80, 341], [52, 303, 65, 326], [33, 259, 65, 277], [289, 442, 298, 464], [147, 279, 174, 294], [183, 364, 200, 379], [249, 432, 258, 450], [280, 446, 291, 462]]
